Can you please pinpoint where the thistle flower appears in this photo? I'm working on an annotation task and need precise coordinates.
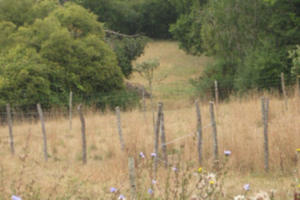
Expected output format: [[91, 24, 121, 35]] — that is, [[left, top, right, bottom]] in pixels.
[[243, 184, 250, 191], [152, 179, 157, 185], [12, 196, 22, 200], [148, 188, 153, 195], [139, 152, 145, 158], [172, 167, 177, 172], [110, 187, 117, 193], [224, 150, 231, 156], [118, 194, 126, 200], [151, 153, 156, 157]]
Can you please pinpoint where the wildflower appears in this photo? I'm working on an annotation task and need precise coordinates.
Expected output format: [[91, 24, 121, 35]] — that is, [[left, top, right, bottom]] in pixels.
[[152, 179, 157, 185], [148, 188, 153, 195], [198, 167, 202, 173], [12, 196, 22, 200], [118, 194, 126, 200], [209, 180, 215, 185], [233, 195, 246, 200], [224, 150, 231, 156], [297, 148, 300, 152], [139, 152, 145, 158], [110, 187, 117, 193], [243, 184, 250, 191], [151, 153, 156, 157], [298, 184, 300, 188], [172, 167, 177, 172]]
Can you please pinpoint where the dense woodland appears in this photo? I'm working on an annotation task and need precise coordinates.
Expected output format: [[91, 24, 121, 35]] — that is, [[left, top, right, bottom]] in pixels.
[[0, 0, 299, 110]]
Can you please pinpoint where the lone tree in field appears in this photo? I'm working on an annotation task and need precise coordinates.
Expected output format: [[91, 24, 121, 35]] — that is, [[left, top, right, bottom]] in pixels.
[[134, 59, 160, 127]]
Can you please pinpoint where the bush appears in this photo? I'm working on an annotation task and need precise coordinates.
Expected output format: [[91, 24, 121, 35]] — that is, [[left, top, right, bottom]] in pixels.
[[0, 1, 132, 110]]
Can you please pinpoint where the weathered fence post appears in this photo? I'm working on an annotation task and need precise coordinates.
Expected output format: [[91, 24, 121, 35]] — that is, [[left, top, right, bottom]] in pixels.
[[195, 101, 203, 165], [261, 97, 269, 172], [78, 104, 87, 164], [296, 75, 300, 98], [281, 72, 288, 110], [6, 104, 14, 155], [153, 102, 163, 179], [214, 80, 219, 106], [142, 89, 147, 121], [160, 105, 168, 168], [128, 157, 137, 200], [209, 101, 218, 165], [69, 91, 73, 131], [115, 106, 125, 151], [37, 103, 48, 161]]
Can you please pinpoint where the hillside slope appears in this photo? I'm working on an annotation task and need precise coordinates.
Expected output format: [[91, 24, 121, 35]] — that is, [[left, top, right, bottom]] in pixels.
[[130, 41, 210, 103]]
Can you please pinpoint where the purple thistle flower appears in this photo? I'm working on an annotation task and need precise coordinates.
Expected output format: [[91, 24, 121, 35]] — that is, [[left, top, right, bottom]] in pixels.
[[118, 194, 126, 200], [243, 184, 250, 191], [12, 196, 22, 200], [151, 153, 156, 157], [148, 188, 153, 195], [139, 152, 145, 158], [110, 187, 117, 193], [224, 150, 231, 156], [172, 167, 177, 172]]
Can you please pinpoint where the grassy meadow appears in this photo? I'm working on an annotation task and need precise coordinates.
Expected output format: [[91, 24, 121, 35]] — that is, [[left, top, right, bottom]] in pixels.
[[0, 41, 299, 199]]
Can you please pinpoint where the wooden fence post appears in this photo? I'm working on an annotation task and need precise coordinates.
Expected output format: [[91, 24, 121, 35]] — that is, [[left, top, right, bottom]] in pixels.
[[153, 102, 163, 179], [281, 72, 288, 110], [261, 97, 269, 172], [209, 101, 218, 165], [195, 101, 203, 165], [78, 104, 87, 164], [6, 104, 14, 155], [69, 91, 73, 131], [115, 106, 125, 151], [214, 80, 219, 106], [37, 103, 48, 161], [128, 157, 137, 200], [296, 75, 300, 98], [160, 105, 168, 168]]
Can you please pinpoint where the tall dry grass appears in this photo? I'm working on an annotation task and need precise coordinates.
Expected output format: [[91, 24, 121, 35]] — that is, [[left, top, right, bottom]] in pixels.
[[0, 94, 299, 199]]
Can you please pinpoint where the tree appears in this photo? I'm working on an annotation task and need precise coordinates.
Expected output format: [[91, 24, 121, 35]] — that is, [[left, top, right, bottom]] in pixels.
[[135, 59, 160, 127], [0, 1, 127, 109], [109, 36, 148, 78], [174, 0, 300, 97]]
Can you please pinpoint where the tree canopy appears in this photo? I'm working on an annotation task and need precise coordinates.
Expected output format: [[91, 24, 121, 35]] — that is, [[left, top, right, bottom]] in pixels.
[[0, 0, 128, 109], [171, 0, 300, 97]]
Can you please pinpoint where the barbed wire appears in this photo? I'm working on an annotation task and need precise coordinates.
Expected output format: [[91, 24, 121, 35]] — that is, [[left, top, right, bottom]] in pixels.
[[0, 74, 297, 111]]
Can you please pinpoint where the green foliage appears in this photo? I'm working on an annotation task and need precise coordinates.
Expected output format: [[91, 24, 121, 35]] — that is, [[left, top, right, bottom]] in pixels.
[[135, 59, 160, 87], [72, 0, 179, 39], [169, 0, 207, 54], [0, 46, 52, 110], [138, 0, 178, 38], [0, 1, 131, 110], [173, 0, 300, 98], [169, 3, 203, 55], [0, 21, 16, 53], [110, 36, 148, 78], [0, 0, 58, 26], [290, 45, 300, 75]]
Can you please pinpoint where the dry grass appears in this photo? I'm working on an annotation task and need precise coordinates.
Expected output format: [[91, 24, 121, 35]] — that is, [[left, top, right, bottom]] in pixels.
[[0, 95, 299, 199], [131, 40, 211, 103]]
